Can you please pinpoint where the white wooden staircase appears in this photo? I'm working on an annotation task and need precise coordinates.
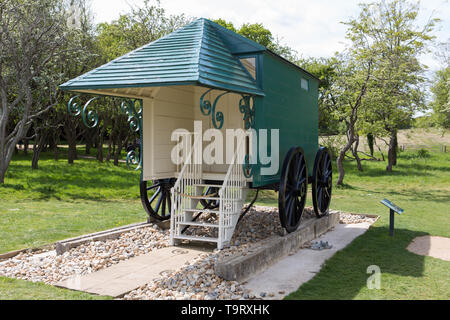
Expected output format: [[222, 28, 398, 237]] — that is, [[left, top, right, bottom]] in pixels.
[[170, 134, 249, 250]]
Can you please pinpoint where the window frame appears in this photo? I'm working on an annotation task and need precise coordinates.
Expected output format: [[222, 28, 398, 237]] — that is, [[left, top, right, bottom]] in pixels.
[[300, 77, 309, 91], [236, 53, 263, 89]]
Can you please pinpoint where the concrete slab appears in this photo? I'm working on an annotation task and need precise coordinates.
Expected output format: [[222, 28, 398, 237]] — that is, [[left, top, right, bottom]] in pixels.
[[56, 246, 209, 297], [242, 222, 373, 299], [215, 212, 340, 282]]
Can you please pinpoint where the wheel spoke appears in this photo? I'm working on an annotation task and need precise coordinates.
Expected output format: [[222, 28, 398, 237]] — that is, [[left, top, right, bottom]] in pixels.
[[147, 183, 160, 191], [141, 180, 173, 221], [296, 177, 306, 190], [296, 156, 304, 181], [166, 192, 172, 215], [286, 198, 295, 225], [294, 196, 301, 221], [149, 188, 161, 204], [154, 192, 163, 213], [318, 187, 323, 209], [161, 190, 167, 216], [279, 147, 309, 232]]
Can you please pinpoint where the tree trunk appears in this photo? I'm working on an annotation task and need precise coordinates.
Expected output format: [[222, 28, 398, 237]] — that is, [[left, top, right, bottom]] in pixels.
[[53, 144, 59, 161], [367, 133, 374, 157], [67, 139, 77, 164], [85, 140, 91, 155], [31, 131, 48, 170], [352, 134, 363, 172], [106, 136, 112, 162], [386, 130, 397, 172], [96, 133, 104, 162], [113, 138, 123, 166], [0, 167, 5, 184], [85, 129, 94, 155], [336, 132, 355, 186], [393, 132, 398, 166], [62, 116, 82, 165], [24, 140, 29, 156]]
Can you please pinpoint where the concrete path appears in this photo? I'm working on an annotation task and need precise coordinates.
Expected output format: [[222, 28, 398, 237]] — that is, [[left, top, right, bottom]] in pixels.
[[56, 246, 210, 297], [242, 222, 373, 299]]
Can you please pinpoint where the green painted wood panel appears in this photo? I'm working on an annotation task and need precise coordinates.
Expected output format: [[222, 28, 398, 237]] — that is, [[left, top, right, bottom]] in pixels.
[[252, 52, 319, 187]]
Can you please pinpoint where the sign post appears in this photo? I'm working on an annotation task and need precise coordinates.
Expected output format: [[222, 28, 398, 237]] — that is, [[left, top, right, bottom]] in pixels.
[[380, 199, 404, 236]]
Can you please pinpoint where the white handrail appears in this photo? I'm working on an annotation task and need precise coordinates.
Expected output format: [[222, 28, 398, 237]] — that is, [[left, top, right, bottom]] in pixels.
[[170, 132, 202, 244], [218, 133, 248, 247]]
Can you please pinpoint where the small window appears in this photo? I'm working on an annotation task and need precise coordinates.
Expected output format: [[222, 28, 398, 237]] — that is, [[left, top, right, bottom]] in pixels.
[[301, 78, 309, 91], [240, 57, 256, 80]]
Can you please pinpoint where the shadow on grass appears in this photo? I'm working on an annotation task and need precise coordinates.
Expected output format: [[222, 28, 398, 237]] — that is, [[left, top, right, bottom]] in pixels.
[[285, 226, 429, 300], [5, 153, 141, 201], [348, 166, 433, 178], [0, 183, 25, 191], [339, 184, 449, 202]]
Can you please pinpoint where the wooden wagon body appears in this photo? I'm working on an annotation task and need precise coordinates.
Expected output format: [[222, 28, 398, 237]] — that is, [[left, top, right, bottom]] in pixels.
[[60, 18, 332, 249]]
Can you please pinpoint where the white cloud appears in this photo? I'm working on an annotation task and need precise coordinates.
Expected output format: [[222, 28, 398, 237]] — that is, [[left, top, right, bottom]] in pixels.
[[90, 0, 450, 69]]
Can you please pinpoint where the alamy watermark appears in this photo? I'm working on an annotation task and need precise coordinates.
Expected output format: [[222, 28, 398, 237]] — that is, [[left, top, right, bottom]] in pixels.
[[171, 121, 279, 176], [67, 0, 81, 29], [367, 265, 381, 289]]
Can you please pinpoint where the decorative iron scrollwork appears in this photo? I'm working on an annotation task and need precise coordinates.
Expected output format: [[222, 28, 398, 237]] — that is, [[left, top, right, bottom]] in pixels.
[[82, 98, 100, 128], [200, 89, 213, 116], [126, 149, 139, 170], [199, 89, 230, 129], [243, 154, 254, 178], [120, 99, 143, 133], [199, 89, 256, 176], [239, 95, 255, 130], [67, 94, 143, 171], [67, 96, 99, 129], [67, 95, 82, 116]]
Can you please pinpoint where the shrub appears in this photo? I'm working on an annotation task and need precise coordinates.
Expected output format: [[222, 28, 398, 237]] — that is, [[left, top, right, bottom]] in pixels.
[[416, 148, 431, 159]]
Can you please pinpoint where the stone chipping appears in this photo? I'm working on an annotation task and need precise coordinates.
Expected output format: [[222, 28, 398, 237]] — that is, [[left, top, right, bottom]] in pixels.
[[0, 206, 376, 300]]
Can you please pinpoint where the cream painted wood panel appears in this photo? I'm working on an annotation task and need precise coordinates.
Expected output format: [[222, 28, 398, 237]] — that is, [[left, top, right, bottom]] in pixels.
[[143, 85, 245, 181]]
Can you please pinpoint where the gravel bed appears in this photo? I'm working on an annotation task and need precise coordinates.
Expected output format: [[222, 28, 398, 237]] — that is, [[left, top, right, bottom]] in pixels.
[[123, 206, 315, 300], [0, 206, 374, 300], [335, 210, 378, 224], [0, 225, 170, 284]]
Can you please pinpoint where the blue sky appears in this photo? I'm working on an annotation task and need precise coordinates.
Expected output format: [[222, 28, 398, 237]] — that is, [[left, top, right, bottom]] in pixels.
[[90, 0, 449, 73]]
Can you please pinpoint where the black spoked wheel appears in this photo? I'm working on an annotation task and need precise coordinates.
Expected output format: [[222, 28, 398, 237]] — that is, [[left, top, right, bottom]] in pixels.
[[140, 178, 175, 221], [312, 147, 333, 218], [278, 147, 308, 233]]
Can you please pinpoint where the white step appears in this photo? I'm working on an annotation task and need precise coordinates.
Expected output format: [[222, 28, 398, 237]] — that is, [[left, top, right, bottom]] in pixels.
[[184, 195, 220, 200], [184, 208, 219, 214], [194, 184, 223, 188], [178, 194, 241, 201], [178, 222, 219, 228], [173, 235, 218, 243]]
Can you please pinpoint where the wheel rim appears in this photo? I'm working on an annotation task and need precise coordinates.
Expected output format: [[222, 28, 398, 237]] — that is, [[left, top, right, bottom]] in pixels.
[[140, 178, 175, 221], [312, 148, 332, 217], [279, 147, 308, 233]]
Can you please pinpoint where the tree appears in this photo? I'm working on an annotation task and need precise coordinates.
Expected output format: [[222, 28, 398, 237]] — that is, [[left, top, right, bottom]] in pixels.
[[329, 53, 374, 185], [0, 0, 69, 183], [297, 57, 341, 135], [430, 66, 450, 129], [347, 0, 437, 172], [97, 0, 192, 62], [213, 19, 298, 62]]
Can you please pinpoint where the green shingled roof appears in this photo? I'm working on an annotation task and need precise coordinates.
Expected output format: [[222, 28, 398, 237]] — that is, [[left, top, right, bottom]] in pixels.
[[60, 18, 265, 96]]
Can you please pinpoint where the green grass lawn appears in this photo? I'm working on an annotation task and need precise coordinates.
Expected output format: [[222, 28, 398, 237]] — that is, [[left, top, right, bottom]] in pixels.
[[0, 147, 449, 299], [0, 152, 145, 253], [283, 150, 450, 300], [0, 277, 111, 300]]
